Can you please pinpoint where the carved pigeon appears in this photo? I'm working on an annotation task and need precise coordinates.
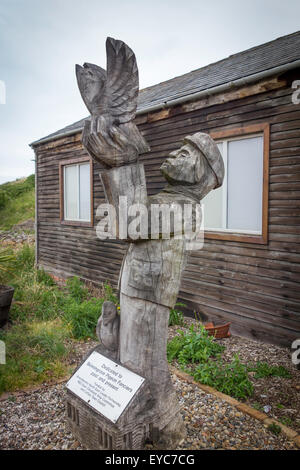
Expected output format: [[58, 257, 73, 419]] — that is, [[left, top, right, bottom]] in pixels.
[[76, 37, 139, 124]]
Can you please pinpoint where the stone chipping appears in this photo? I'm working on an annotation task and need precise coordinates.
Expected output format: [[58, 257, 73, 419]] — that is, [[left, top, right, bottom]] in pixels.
[[0, 318, 299, 450], [0, 375, 297, 450]]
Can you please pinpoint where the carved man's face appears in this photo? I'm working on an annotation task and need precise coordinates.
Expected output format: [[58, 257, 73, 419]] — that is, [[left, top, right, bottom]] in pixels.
[[160, 143, 206, 185]]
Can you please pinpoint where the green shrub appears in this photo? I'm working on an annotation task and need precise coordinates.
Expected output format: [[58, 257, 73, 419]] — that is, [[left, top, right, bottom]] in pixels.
[[0, 247, 122, 392], [169, 303, 185, 326], [167, 334, 186, 362], [192, 355, 254, 399], [25, 174, 35, 188], [1, 175, 35, 199], [0, 320, 70, 393], [36, 268, 56, 286], [33, 288, 66, 321], [0, 320, 69, 360], [63, 298, 104, 340], [66, 276, 88, 302], [167, 325, 253, 400], [0, 191, 35, 231], [249, 362, 291, 379], [103, 281, 119, 305], [0, 189, 10, 210], [27, 322, 68, 359], [10, 267, 65, 323], [0, 176, 35, 230], [62, 278, 118, 339], [167, 324, 224, 365], [15, 243, 35, 272], [0, 247, 16, 284]]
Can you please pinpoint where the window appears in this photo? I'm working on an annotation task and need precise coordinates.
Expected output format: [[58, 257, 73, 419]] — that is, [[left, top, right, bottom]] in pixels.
[[202, 124, 269, 244], [59, 157, 93, 226]]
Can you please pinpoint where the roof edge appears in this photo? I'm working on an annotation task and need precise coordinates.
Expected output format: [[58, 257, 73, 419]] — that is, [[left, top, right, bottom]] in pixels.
[[30, 57, 300, 148]]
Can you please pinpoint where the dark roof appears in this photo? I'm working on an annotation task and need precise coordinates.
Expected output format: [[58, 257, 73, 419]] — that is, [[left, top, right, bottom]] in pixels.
[[31, 31, 300, 146]]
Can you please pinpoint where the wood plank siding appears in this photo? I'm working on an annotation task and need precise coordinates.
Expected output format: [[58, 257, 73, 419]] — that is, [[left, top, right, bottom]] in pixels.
[[34, 79, 300, 347]]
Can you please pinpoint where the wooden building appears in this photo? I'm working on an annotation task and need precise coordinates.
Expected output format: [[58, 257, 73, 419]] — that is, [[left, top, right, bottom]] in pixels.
[[31, 32, 300, 347]]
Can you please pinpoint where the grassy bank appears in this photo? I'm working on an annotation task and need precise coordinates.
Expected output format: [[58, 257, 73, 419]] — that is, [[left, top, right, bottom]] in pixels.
[[0, 243, 118, 394], [0, 175, 35, 230]]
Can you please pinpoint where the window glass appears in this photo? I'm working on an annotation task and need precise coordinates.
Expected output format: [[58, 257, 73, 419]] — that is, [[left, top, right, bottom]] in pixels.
[[64, 165, 78, 220], [79, 163, 91, 220], [203, 135, 263, 233], [227, 136, 263, 231], [202, 143, 224, 229]]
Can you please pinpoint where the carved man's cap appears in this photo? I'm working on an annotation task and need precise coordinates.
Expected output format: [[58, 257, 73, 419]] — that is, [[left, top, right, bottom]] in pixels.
[[184, 132, 225, 188]]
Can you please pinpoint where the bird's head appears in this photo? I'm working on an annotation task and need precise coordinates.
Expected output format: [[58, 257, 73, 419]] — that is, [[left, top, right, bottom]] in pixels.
[[76, 62, 107, 116]]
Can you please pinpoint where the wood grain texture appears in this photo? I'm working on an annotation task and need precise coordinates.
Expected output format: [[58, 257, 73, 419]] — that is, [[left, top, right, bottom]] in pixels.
[[35, 82, 300, 348], [76, 37, 139, 123], [65, 37, 196, 449]]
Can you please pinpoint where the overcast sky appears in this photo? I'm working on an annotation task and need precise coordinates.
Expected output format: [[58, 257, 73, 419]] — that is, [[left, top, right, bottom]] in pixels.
[[0, 0, 299, 184]]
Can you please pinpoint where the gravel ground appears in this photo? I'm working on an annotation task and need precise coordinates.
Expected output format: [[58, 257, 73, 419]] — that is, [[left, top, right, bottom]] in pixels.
[[174, 376, 297, 450], [0, 375, 297, 450], [0, 320, 298, 450]]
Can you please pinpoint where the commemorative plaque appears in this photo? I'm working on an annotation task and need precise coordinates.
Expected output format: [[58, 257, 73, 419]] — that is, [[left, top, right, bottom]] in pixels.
[[66, 351, 145, 423]]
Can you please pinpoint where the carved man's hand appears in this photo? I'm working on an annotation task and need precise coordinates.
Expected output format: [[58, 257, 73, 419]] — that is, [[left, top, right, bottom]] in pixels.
[[82, 115, 148, 167]]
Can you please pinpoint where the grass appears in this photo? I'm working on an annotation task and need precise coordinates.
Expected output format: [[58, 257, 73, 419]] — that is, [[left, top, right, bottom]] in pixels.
[[0, 319, 72, 392], [0, 175, 35, 230], [169, 302, 186, 327], [0, 243, 119, 394], [0, 247, 16, 284]]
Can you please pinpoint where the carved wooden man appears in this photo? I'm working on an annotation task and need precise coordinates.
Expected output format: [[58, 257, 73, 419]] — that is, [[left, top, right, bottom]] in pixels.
[[76, 37, 224, 447]]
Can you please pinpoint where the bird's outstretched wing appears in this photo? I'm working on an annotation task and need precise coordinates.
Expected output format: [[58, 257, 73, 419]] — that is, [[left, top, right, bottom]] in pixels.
[[76, 38, 139, 123], [77, 37, 149, 166], [106, 37, 139, 124]]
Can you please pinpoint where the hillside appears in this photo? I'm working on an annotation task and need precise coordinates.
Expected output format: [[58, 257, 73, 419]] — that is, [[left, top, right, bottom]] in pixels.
[[0, 175, 35, 230]]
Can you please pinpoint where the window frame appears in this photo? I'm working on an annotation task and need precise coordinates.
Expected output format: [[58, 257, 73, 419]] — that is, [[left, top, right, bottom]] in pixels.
[[59, 157, 94, 227], [205, 123, 269, 244]]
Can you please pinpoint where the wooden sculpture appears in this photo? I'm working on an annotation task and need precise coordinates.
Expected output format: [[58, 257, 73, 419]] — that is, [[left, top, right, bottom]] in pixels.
[[66, 37, 224, 450]]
